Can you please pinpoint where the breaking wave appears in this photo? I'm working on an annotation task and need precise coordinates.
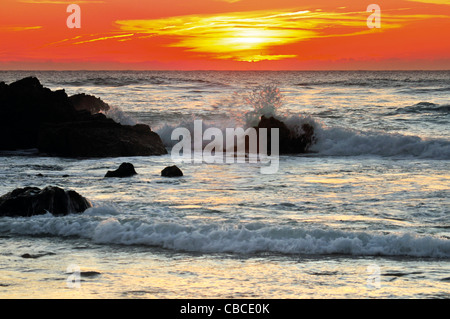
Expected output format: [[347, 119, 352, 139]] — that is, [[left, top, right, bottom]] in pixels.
[[0, 210, 449, 258], [156, 115, 450, 159], [396, 102, 450, 114]]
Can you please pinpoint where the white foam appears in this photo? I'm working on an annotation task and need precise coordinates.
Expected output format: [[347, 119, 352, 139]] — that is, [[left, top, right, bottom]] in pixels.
[[156, 114, 450, 159], [101, 105, 137, 126], [1, 212, 449, 258], [309, 123, 450, 159]]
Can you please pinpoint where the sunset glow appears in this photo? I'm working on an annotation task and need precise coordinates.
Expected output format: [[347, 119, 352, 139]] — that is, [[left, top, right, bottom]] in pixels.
[[1, 0, 449, 69]]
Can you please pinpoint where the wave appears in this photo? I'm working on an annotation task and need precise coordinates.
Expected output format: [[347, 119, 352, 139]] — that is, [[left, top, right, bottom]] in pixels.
[[397, 87, 450, 94], [295, 77, 450, 89], [156, 115, 450, 159], [296, 79, 406, 88], [396, 102, 450, 114], [164, 76, 227, 88], [310, 123, 450, 159], [54, 75, 167, 87], [101, 105, 137, 126], [155, 84, 450, 160], [0, 210, 449, 258], [53, 74, 227, 88]]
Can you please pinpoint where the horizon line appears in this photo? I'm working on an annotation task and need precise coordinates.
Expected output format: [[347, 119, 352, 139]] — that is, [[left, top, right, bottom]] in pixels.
[[1, 69, 450, 72]]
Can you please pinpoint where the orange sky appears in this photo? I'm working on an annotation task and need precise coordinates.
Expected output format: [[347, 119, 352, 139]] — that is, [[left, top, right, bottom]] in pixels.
[[0, 0, 449, 70]]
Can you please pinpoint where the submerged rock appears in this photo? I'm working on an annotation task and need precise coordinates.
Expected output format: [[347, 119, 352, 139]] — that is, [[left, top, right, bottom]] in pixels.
[[79, 271, 101, 278], [21, 252, 56, 259], [105, 162, 137, 178], [0, 186, 92, 217], [161, 165, 183, 177], [0, 77, 167, 157]]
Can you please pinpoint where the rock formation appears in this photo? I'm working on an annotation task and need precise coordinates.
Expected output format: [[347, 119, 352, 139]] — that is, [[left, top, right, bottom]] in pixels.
[[0, 77, 167, 157], [105, 162, 138, 178], [0, 186, 92, 217], [161, 165, 183, 177], [69, 93, 110, 114], [255, 115, 315, 154]]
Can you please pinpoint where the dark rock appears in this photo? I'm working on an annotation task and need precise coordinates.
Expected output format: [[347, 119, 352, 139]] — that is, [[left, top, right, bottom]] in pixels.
[[38, 116, 167, 157], [105, 162, 137, 178], [69, 93, 110, 114], [0, 186, 92, 217], [161, 165, 183, 177], [21, 252, 55, 259], [80, 271, 101, 278], [255, 115, 315, 154], [0, 77, 77, 150], [0, 77, 167, 157]]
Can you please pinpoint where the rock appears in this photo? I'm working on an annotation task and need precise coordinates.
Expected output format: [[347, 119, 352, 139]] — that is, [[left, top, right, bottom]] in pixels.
[[21, 252, 55, 259], [255, 115, 315, 154], [69, 93, 110, 114], [0, 77, 167, 157], [38, 115, 167, 157], [0, 186, 92, 217], [80, 271, 101, 278], [0, 77, 77, 150], [161, 165, 183, 177], [105, 162, 137, 178]]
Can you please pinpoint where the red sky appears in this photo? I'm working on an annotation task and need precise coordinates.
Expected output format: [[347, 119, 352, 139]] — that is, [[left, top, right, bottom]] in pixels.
[[0, 0, 449, 70]]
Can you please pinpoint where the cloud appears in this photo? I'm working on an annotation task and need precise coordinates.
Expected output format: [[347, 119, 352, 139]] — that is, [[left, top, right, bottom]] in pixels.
[[0, 26, 43, 31], [18, 0, 104, 4], [43, 7, 450, 63], [405, 0, 450, 4], [72, 33, 135, 45], [114, 9, 391, 62], [214, 0, 242, 3]]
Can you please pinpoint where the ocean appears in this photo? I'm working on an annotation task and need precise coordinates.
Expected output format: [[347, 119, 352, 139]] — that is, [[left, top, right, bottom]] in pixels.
[[0, 70, 449, 299]]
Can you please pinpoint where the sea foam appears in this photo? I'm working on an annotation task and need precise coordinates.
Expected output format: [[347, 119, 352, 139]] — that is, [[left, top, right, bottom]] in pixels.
[[156, 84, 450, 159], [1, 210, 449, 258], [156, 115, 450, 159], [309, 123, 450, 159]]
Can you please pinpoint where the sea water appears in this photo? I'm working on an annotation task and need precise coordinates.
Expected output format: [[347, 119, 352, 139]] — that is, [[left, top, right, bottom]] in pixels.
[[0, 70, 449, 299]]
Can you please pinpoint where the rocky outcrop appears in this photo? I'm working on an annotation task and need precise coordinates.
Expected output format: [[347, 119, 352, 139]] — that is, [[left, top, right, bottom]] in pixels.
[[105, 162, 137, 178], [0, 186, 92, 217], [69, 93, 110, 114], [0, 77, 77, 150], [255, 115, 315, 154], [38, 114, 167, 157], [161, 165, 183, 177], [0, 77, 167, 157]]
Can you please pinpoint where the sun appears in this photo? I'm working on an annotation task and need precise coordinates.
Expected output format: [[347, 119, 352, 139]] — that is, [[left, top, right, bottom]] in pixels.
[[231, 29, 270, 44], [224, 28, 287, 50]]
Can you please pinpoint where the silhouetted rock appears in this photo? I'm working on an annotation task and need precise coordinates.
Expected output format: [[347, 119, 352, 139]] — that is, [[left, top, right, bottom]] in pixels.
[[21, 252, 56, 259], [255, 115, 315, 154], [38, 115, 167, 157], [0, 77, 77, 150], [105, 162, 137, 178], [69, 93, 110, 114], [0, 186, 92, 217], [79, 271, 101, 278], [161, 165, 183, 177], [0, 77, 167, 157]]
